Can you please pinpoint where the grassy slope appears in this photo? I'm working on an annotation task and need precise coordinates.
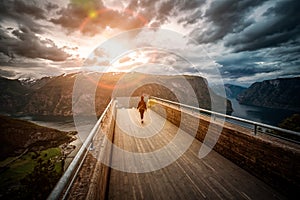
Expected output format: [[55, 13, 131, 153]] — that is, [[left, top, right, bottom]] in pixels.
[[0, 148, 61, 187], [0, 148, 63, 198], [0, 115, 75, 159], [0, 115, 76, 198]]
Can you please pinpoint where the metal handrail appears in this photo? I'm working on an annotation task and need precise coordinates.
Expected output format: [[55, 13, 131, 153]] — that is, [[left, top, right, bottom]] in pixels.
[[47, 99, 114, 200], [150, 96, 300, 142]]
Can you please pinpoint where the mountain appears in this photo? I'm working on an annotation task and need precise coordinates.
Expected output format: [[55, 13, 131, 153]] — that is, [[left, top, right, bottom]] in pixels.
[[0, 77, 30, 113], [0, 115, 75, 160], [237, 77, 300, 111], [211, 84, 247, 99], [224, 84, 247, 99], [0, 76, 54, 114], [24, 74, 76, 116], [0, 72, 233, 116]]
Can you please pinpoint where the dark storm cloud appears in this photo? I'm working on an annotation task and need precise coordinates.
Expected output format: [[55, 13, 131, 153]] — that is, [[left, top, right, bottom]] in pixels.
[[51, 0, 146, 36], [190, 0, 267, 43], [225, 0, 300, 52], [50, 3, 91, 29], [268, 41, 300, 65], [154, 0, 204, 24], [177, 0, 205, 11], [0, 0, 298, 84], [218, 53, 264, 78], [173, 0, 206, 26], [126, 0, 205, 27], [177, 9, 202, 26], [217, 47, 300, 80], [125, 0, 299, 58], [218, 52, 263, 68], [0, 0, 46, 20], [0, 26, 70, 61], [127, 0, 157, 16], [221, 66, 279, 79], [155, 0, 175, 24], [0, 58, 55, 70], [0, 1, 71, 62], [45, 2, 59, 11], [0, 69, 17, 78], [177, 0, 300, 84], [0, 26, 11, 40], [0, 0, 47, 33], [14, 0, 46, 19], [126, 0, 160, 26]]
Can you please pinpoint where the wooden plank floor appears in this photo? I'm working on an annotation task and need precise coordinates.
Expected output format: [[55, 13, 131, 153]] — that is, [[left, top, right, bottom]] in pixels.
[[107, 109, 285, 200]]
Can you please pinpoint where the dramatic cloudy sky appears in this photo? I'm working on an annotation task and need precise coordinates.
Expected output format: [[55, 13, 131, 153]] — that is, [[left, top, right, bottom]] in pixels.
[[0, 0, 299, 86]]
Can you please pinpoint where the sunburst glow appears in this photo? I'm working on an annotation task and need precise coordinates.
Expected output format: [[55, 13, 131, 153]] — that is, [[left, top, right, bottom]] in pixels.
[[88, 10, 98, 19]]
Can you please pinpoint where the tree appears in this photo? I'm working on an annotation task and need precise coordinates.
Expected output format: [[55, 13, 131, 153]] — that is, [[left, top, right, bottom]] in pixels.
[[279, 114, 300, 132]]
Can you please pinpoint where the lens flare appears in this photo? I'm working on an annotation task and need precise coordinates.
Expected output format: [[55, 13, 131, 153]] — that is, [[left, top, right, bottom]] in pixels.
[[88, 10, 98, 19]]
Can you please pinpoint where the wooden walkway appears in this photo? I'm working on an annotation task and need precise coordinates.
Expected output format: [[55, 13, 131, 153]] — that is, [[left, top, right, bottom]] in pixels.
[[107, 109, 285, 200]]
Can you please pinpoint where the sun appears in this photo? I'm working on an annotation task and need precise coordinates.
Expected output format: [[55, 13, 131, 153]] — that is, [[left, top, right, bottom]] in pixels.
[[88, 10, 98, 19]]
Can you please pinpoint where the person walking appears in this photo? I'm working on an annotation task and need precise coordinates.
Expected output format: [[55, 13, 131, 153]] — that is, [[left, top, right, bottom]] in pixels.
[[137, 96, 147, 123]]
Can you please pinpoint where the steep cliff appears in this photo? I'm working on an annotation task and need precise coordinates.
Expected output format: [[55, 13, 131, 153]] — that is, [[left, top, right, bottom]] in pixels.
[[0, 77, 30, 113], [237, 77, 300, 111], [24, 74, 75, 116], [224, 84, 247, 99]]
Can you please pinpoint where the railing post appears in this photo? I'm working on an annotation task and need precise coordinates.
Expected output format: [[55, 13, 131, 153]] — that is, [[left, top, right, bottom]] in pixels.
[[254, 124, 257, 135], [89, 140, 94, 151]]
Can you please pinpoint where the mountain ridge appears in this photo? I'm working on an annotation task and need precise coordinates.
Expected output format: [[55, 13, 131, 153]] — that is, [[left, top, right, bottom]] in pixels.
[[0, 72, 233, 116], [237, 77, 300, 111]]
